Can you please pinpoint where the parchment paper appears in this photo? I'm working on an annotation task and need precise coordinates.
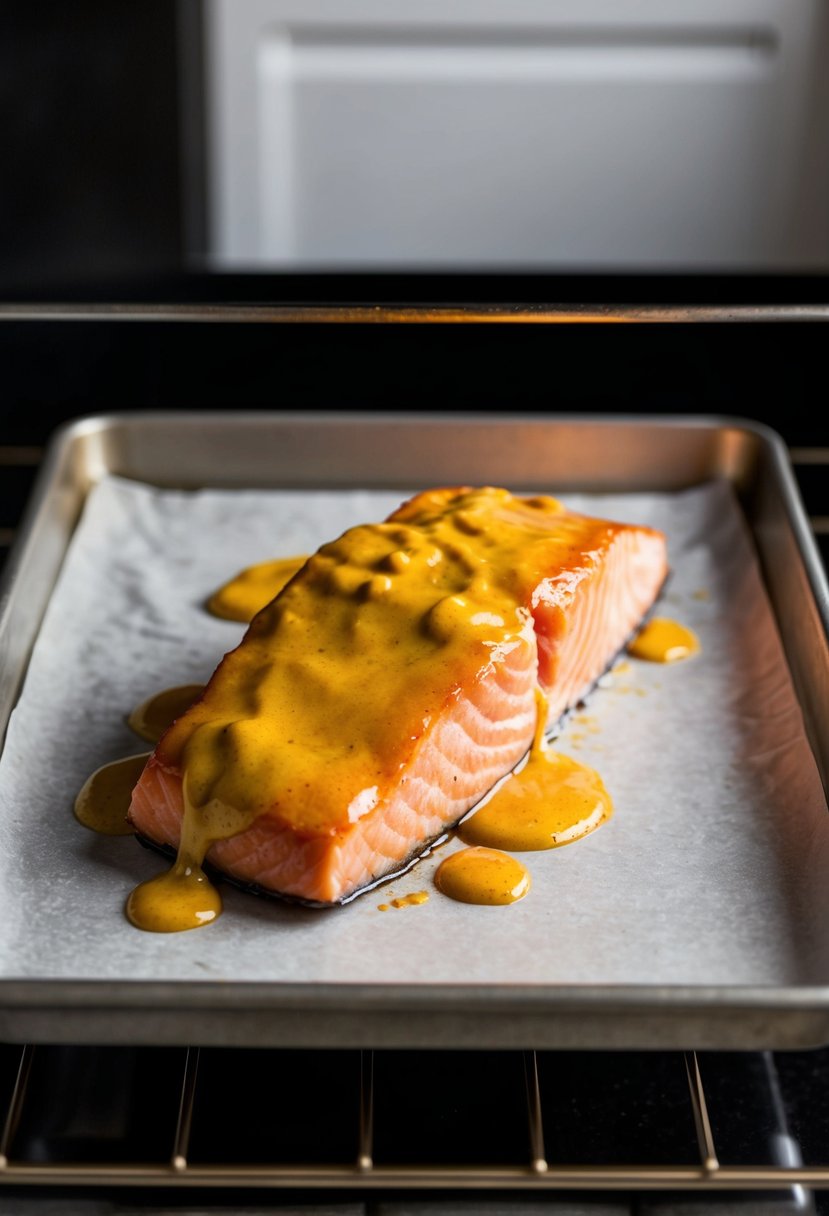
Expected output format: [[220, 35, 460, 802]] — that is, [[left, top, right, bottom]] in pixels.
[[0, 476, 827, 986]]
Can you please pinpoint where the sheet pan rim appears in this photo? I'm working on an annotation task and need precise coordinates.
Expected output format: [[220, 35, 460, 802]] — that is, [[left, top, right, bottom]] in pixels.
[[2, 410, 827, 1049]]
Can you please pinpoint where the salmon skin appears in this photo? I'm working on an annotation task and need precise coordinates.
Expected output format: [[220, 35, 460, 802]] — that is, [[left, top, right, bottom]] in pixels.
[[128, 487, 668, 906]]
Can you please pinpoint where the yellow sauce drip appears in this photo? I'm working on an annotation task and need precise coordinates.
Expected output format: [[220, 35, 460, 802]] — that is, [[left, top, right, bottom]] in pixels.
[[377, 903, 390, 911], [206, 556, 308, 622], [126, 861, 222, 932], [127, 684, 205, 744], [74, 754, 150, 836], [572, 713, 600, 734], [434, 847, 531, 905], [628, 617, 700, 663], [390, 891, 429, 908], [127, 773, 233, 932], [458, 691, 612, 851]]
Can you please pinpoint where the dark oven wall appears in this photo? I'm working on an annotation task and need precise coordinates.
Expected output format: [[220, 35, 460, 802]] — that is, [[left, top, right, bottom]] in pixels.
[[1, 314, 828, 571], [0, 1, 183, 292]]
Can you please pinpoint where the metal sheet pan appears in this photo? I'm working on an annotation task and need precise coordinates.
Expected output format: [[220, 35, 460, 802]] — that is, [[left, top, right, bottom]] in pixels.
[[1, 412, 828, 1050]]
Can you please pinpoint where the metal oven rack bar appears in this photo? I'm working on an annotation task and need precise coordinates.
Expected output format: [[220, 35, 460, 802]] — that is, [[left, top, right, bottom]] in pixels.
[[2, 303, 829, 322]]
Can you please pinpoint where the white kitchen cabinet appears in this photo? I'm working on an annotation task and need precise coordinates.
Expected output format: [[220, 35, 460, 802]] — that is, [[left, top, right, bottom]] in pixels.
[[204, 0, 829, 268]]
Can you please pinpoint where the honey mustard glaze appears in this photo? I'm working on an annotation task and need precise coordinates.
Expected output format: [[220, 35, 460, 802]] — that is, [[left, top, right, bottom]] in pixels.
[[127, 487, 638, 932], [74, 754, 150, 836], [435, 847, 531, 906], [392, 891, 429, 908], [127, 685, 205, 744], [207, 556, 308, 622], [125, 864, 221, 932], [458, 691, 612, 852], [126, 773, 223, 932], [75, 685, 206, 840], [628, 617, 699, 663]]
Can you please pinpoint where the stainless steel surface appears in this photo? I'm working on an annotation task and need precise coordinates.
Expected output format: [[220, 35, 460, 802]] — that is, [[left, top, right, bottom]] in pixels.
[[523, 1051, 547, 1175], [0, 413, 827, 1051], [358, 1049, 373, 1172], [171, 1047, 199, 1172], [686, 1053, 719, 1175], [0, 1045, 32, 1170]]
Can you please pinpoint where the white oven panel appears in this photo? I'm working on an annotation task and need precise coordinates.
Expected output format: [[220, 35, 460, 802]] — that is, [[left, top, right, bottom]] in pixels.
[[204, 0, 829, 269]]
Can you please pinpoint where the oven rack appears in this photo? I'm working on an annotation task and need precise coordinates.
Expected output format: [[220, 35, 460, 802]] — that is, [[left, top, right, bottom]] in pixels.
[[0, 1043, 823, 1194]]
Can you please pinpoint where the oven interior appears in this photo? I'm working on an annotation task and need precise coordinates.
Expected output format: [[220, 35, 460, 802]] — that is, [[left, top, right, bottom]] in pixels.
[[0, 1041, 825, 1208], [0, 314, 828, 1215]]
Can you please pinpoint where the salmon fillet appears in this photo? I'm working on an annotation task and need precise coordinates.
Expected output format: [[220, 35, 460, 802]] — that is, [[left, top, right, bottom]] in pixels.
[[128, 487, 668, 905]]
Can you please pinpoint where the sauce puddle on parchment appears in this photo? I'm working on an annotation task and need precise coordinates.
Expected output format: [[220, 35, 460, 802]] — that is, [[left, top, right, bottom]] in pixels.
[[457, 692, 612, 855], [74, 754, 150, 836], [434, 690, 610, 906], [126, 777, 223, 932], [74, 684, 202, 838], [627, 617, 699, 663], [127, 684, 206, 745], [432, 616, 700, 907], [378, 891, 430, 911], [435, 847, 531, 905], [206, 556, 308, 623]]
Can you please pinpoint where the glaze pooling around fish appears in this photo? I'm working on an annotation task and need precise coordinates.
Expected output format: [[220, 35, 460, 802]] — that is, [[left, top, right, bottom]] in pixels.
[[458, 690, 613, 853], [435, 846, 532, 905], [75, 754, 149, 836], [132, 827, 450, 909], [127, 685, 205, 745], [127, 486, 668, 917], [628, 617, 699, 663], [206, 556, 308, 623]]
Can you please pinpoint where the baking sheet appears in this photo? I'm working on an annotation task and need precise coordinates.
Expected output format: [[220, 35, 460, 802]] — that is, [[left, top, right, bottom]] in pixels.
[[0, 474, 827, 989]]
